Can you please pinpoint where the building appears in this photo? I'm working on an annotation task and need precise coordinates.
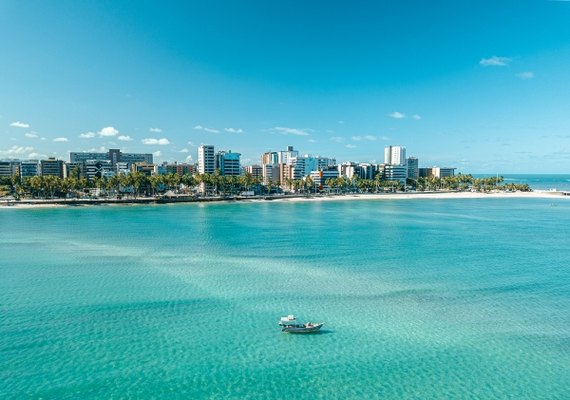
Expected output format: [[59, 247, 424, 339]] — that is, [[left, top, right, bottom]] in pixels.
[[382, 164, 407, 184], [384, 145, 407, 166], [164, 163, 195, 176], [0, 161, 20, 177], [85, 160, 114, 181], [407, 157, 419, 180], [20, 160, 40, 178], [277, 145, 299, 165], [420, 167, 456, 178], [198, 145, 215, 174], [40, 158, 66, 178], [131, 162, 155, 176], [263, 164, 280, 185], [70, 149, 152, 167], [215, 150, 241, 176], [357, 163, 376, 180], [338, 162, 357, 179], [309, 169, 339, 191], [243, 165, 263, 181]]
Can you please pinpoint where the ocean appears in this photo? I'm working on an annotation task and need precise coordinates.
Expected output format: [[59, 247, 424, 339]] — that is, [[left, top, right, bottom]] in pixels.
[[1, 196, 569, 398], [476, 174, 570, 191]]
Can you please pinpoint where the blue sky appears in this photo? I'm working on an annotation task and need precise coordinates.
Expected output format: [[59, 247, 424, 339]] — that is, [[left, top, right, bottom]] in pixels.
[[1, 0, 570, 173]]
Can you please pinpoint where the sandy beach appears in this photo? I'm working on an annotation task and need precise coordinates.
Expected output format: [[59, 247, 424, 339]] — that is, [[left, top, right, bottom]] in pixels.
[[1, 190, 568, 209]]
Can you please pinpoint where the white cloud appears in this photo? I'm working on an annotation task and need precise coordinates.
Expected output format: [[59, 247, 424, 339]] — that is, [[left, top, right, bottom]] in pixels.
[[53, 137, 69, 142], [224, 127, 243, 133], [389, 111, 406, 119], [380, 136, 390, 141], [330, 136, 345, 143], [480, 56, 511, 67], [308, 139, 316, 143], [79, 131, 96, 139], [87, 146, 106, 152], [28, 152, 47, 159], [179, 148, 189, 153], [517, 71, 535, 80], [0, 145, 34, 156], [185, 155, 193, 162], [187, 141, 196, 147], [412, 114, 422, 120], [153, 151, 162, 157], [25, 132, 38, 138], [352, 135, 377, 141], [142, 138, 170, 145], [345, 144, 357, 149], [193, 125, 220, 134], [99, 126, 119, 137], [272, 126, 311, 136], [10, 121, 30, 128], [149, 127, 162, 133], [118, 135, 133, 141]]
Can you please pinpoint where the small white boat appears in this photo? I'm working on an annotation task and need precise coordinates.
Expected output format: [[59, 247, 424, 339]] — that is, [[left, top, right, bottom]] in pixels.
[[278, 315, 323, 334]]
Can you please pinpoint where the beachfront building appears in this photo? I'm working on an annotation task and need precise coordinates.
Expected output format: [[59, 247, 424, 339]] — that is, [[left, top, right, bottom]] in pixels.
[[20, 160, 40, 178], [384, 145, 406, 166], [70, 149, 152, 167], [419, 167, 456, 178], [215, 150, 241, 176], [85, 160, 114, 181], [0, 161, 20, 177], [261, 151, 279, 184], [131, 162, 155, 176], [164, 162, 195, 176], [309, 169, 339, 191], [407, 157, 419, 180], [357, 163, 375, 180], [291, 155, 337, 180], [278, 145, 299, 165], [263, 164, 280, 185], [243, 165, 263, 181], [198, 145, 215, 174], [338, 162, 357, 179], [382, 164, 408, 184], [40, 158, 66, 178]]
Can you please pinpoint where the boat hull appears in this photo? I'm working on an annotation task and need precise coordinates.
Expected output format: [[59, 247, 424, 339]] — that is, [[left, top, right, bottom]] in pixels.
[[281, 323, 323, 334]]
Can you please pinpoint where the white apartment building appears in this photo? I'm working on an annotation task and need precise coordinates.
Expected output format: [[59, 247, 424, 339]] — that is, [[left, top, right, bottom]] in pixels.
[[198, 145, 215, 174]]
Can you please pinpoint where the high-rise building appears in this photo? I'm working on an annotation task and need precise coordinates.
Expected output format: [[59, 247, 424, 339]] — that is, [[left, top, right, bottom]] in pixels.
[[40, 158, 66, 178], [278, 145, 299, 165], [215, 151, 241, 176], [70, 149, 152, 167], [243, 165, 263, 181], [20, 160, 40, 178], [198, 145, 215, 174], [384, 145, 406, 166], [0, 161, 20, 177], [407, 157, 419, 179], [85, 160, 114, 181]]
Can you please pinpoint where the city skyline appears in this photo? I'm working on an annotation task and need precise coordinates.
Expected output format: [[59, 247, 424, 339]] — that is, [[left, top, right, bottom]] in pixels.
[[2, 1, 570, 173]]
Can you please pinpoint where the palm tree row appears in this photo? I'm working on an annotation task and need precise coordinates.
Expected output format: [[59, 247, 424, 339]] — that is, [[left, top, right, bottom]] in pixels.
[[0, 171, 531, 200]]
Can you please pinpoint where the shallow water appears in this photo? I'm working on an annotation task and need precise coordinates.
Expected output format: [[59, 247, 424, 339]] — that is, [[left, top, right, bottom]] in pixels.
[[1, 198, 569, 399]]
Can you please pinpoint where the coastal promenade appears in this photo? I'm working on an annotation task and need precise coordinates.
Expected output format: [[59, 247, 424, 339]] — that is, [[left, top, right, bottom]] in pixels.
[[1, 190, 568, 208]]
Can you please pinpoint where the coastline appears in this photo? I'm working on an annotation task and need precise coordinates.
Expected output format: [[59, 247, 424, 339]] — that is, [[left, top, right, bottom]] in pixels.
[[1, 190, 568, 209]]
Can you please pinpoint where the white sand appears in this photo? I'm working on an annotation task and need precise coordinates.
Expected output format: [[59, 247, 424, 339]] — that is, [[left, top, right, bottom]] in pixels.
[[1, 190, 567, 209]]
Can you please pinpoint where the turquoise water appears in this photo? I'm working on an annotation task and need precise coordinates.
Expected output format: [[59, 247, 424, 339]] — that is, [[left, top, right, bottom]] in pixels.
[[475, 174, 570, 191], [1, 198, 570, 399]]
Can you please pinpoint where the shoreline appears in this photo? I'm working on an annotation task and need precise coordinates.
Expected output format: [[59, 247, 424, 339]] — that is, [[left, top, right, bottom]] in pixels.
[[1, 190, 568, 209]]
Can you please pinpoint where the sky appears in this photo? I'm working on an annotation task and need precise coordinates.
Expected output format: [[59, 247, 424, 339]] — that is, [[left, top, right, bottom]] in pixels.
[[1, 0, 570, 173]]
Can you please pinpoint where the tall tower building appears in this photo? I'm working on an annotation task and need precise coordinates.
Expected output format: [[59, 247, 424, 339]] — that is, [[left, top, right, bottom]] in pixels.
[[215, 150, 241, 176], [407, 157, 419, 179], [198, 145, 215, 174], [384, 145, 406, 166]]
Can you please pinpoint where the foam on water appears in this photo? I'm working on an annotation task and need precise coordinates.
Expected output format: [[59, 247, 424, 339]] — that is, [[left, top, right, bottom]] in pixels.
[[1, 198, 569, 399]]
